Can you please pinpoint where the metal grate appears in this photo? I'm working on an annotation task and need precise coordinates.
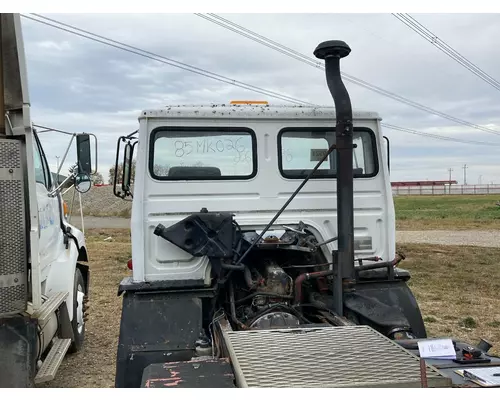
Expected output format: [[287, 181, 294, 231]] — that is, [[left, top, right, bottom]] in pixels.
[[0, 284, 27, 315], [0, 142, 22, 168], [223, 325, 452, 388], [0, 139, 28, 315], [34, 338, 72, 384]]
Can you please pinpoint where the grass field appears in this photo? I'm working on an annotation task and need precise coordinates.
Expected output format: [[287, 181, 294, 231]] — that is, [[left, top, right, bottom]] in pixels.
[[42, 228, 500, 388], [395, 195, 500, 230]]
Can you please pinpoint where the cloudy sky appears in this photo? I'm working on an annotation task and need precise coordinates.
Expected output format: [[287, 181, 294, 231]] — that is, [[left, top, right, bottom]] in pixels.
[[19, 12, 500, 185]]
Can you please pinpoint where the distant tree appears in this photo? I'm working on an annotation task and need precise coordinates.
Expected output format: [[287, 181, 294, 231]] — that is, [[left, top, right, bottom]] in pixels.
[[109, 160, 136, 185], [153, 164, 170, 176], [92, 172, 104, 185]]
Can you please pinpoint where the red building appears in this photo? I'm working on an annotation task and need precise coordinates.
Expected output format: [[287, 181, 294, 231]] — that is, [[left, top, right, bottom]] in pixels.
[[391, 180, 457, 187]]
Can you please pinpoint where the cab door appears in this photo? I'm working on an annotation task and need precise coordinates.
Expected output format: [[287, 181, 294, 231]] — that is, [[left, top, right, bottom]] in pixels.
[[32, 132, 64, 279]]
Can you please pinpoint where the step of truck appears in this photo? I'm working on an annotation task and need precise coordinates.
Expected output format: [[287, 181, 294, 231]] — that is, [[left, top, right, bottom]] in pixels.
[[34, 338, 72, 385], [221, 325, 452, 388], [32, 292, 69, 326]]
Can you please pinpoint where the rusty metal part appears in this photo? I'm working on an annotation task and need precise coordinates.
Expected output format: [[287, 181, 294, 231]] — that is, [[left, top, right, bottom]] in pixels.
[[420, 358, 428, 388], [263, 235, 280, 243], [355, 254, 405, 272], [281, 262, 333, 269], [294, 269, 335, 304]]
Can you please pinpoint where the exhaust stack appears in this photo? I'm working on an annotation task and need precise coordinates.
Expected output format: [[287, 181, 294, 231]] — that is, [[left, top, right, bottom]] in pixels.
[[314, 41, 355, 296]]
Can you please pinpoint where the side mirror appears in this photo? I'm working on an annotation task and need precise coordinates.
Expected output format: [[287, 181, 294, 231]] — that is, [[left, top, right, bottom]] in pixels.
[[76, 134, 92, 175], [75, 173, 92, 194], [122, 142, 133, 193], [76, 133, 98, 176], [113, 131, 138, 200], [383, 136, 390, 173]]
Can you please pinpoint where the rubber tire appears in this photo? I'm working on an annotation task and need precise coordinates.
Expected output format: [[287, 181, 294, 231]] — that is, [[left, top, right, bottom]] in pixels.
[[68, 268, 86, 353]]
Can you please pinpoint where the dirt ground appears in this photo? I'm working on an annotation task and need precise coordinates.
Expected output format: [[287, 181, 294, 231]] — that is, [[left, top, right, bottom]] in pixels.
[[40, 228, 500, 388], [40, 229, 132, 388]]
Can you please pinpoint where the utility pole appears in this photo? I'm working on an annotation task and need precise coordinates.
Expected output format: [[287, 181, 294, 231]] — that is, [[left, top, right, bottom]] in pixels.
[[463, 164, 468, 185], [55, 156, 60, 173], [478, 175, 482, 185], [448, 168, 453, 194]]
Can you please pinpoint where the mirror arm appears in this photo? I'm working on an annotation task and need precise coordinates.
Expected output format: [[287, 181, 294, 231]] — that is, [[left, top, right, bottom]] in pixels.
[[49, 168, 77, 197], [56, 134, 77, 177]]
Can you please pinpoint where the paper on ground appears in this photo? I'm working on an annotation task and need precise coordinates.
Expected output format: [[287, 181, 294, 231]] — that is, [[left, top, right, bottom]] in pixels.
[[418, 338, 456, 359]]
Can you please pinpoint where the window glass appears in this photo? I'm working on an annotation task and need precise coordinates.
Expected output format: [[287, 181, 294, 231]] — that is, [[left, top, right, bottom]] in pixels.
[[279, 128, 377, 178], [33, 137, 47, 186], [151, 129, 256, 180]]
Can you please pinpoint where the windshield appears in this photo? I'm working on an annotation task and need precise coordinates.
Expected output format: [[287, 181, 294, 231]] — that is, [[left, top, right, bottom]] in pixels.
[[279, 128, 378, 178], [150, 127, 257, 180]]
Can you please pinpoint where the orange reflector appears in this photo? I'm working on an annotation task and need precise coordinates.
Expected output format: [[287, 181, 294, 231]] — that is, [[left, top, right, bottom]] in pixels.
[[230, 100, 268, 105], [63, 201, 69, 218], [127, 259, 133, 270]]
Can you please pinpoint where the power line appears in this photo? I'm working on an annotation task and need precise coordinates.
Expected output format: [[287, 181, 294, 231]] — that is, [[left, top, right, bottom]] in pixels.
[[23, 14, 315, 107], [392, 14, 500, 92], [21, 14, 500, 148], [380, 123, 500, 147], [195, 13, 500, 137]]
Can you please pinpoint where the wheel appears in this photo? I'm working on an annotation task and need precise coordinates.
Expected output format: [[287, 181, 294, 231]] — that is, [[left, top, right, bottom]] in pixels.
[[68, 268, 86, 353]]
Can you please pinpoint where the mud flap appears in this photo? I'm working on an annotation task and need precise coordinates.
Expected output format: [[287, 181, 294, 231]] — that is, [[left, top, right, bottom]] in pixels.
[[114, 288, 212, 388], [0, 316, 38, 387], [351, 279, 427, 338]]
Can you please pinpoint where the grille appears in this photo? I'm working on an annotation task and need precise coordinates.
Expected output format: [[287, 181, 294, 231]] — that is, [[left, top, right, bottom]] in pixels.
[[0, 285, 27, 315], [0, 139, 28, 315], [223, 325, 451, 388], [0, 141, 22, 168]]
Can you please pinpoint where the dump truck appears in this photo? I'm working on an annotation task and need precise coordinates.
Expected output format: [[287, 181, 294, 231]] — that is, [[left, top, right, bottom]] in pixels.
[[0, 13, 96, 387], [110, 39, 499, 388]]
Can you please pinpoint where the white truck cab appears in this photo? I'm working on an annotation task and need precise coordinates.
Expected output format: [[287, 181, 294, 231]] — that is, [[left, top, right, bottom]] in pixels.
[[125, 104, 394, 284], [114, 40, 498, 389], [0, 13, 96, 387]]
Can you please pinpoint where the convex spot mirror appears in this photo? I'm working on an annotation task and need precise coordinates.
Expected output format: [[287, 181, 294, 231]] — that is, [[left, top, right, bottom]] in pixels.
[[75, 173, 91, 193]]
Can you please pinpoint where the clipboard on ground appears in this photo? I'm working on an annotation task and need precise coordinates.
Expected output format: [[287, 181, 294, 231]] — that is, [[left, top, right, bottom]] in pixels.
[[455, 367, 500, 387]]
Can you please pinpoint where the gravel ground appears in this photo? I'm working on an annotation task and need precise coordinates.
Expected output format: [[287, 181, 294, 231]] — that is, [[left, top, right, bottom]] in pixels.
[[396, 230, 500, 248], [72, 217, 500, 248], [70, 216, 130, 230]]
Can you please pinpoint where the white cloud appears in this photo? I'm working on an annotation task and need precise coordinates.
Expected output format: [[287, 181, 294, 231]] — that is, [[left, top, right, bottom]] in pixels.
[[17, 13, 500, 186]]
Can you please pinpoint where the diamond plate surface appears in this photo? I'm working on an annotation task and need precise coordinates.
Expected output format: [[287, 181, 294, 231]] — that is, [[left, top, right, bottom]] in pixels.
[[223, 325, 451, 388], [0, 139, 28, 315]]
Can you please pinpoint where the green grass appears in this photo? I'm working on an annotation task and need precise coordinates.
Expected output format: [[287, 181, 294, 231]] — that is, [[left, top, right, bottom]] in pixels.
[[395, 195, 500, 230]]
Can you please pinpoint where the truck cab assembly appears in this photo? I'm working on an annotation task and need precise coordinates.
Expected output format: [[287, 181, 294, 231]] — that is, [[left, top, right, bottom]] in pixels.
[[113, 39, 499, 388], [0, 14, 96, 387]]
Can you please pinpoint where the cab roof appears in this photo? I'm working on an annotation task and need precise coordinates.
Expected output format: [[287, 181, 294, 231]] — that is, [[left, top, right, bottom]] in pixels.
[[138, 104, 381, 121]]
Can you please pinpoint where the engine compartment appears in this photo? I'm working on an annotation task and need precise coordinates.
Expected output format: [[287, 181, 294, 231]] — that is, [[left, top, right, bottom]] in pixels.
[[153, 210, 420, 345]]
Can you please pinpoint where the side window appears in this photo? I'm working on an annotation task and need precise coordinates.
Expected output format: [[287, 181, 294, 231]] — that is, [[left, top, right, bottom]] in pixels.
[[32, 134, 52, 189], [279, 128, 378, 179]]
